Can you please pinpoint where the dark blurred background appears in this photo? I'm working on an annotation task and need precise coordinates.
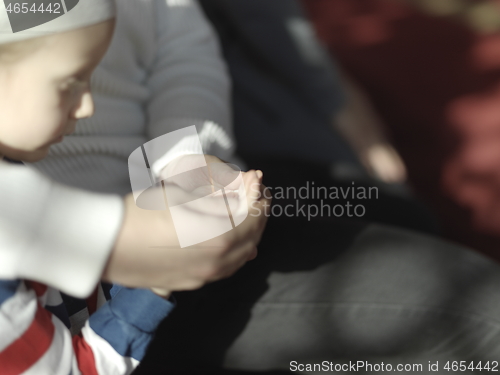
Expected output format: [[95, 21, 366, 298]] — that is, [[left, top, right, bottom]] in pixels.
[[302, 0, 500, 261]]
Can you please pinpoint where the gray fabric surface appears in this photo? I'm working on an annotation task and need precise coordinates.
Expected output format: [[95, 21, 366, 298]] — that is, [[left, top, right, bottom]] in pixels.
[[136, 220, 500, 374]]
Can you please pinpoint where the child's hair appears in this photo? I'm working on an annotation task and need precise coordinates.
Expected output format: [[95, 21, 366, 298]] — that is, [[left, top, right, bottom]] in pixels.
[[0, 38, 42, 64]]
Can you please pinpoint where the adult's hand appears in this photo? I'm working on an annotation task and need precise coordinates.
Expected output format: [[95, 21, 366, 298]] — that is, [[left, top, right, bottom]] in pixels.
[[102, 165, 270, 295]]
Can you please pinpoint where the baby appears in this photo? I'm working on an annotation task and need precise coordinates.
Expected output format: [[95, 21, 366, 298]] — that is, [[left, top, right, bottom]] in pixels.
[[0, 1, 268, 373]]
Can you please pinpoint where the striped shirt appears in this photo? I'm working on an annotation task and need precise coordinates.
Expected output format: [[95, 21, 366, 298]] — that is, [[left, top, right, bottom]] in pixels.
[[0, 279, 175, 375]]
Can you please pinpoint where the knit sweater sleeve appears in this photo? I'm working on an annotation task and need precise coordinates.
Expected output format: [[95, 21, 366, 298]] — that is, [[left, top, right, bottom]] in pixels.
[[146, 0, 236, 167], [0, 162, 124, 298]]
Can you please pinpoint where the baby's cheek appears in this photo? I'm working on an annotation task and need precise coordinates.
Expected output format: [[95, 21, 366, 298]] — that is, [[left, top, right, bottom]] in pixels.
[[44, 106, 69, 136], [22, 115, 62, 150], [0, 120, 38, 149]]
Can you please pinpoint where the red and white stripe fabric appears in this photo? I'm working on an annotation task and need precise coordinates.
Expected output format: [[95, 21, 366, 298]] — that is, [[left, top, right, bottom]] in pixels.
[[0, 281, 138, 375]]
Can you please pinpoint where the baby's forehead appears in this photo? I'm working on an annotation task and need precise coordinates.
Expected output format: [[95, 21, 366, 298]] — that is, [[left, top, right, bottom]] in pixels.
[[1, 29, 104, 85], [0, 37, 44, 65]]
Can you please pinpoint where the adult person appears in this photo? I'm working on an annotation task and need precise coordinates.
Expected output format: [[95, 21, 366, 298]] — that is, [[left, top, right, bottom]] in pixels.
[[27, 0, 500, 372]]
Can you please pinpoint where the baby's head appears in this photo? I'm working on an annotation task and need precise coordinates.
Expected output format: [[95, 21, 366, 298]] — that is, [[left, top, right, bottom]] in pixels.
[[0, 1, 115, 162]]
